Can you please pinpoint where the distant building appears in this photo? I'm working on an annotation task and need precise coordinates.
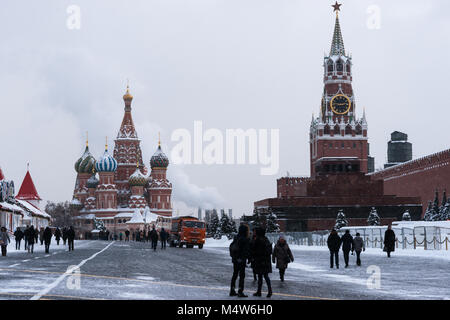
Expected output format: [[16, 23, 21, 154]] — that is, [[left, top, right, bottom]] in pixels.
[[384, 131, 412, 169], [197, 207, 202, 220]]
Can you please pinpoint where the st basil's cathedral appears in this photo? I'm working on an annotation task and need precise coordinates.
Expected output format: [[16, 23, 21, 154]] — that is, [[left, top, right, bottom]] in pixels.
[[71, 86, 173, 238]]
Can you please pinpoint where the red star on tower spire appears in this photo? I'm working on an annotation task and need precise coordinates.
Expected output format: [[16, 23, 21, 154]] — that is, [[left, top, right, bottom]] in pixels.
[[332, 1, 342, 14]]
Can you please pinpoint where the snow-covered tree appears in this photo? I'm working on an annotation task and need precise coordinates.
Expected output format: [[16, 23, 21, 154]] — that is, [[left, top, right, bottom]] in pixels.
[[250, 208, 266, 230], [402, 210, 411, 221], [437, 191, 448, 221], [93, 218, 106, 232], [442, 198, 450, 221], [266, 212, 280, 233], [334, 210, 348, 230], [367, 207, 381, 226], [423, 201, 435, 221], [219, 213, 235, 239], [209, 214, 220, 236]]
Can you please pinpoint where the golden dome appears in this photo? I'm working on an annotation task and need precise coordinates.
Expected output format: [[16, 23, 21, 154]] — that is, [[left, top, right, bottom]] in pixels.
[[123, 85, 133, 100]]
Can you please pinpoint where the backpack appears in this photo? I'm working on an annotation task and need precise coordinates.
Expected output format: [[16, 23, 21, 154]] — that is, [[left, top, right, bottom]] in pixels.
[[229, 238, 240, 259]]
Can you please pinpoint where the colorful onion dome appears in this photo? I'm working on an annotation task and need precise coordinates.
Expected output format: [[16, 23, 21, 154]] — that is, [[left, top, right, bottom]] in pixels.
[[74, 146, 96, 174], [150, 145, 169, 169], [86, 173, 99, 188], [128, 168, 147, 187], [95, 142, 118, 172]]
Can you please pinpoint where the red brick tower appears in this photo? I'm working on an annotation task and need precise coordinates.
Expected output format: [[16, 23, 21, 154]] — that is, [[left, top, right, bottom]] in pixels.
[[310, 3, 368, 178], [148, 138, 172, 217], [113, 86, 146, 207]]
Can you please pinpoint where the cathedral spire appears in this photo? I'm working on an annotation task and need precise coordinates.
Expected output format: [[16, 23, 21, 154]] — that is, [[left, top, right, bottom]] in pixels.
[[330, 2, 345, 56]]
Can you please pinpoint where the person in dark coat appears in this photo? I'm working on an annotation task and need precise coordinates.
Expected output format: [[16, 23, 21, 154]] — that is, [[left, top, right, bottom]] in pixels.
[[149, 226, 158, 251], [14, 228, 24, 250], [27, 226, 36, 253], [34, 228, 39, 244], [43, 227, 52, 254], [23, 226, 29, 250], [327, 229, 342, 269], [249, 231, 257, 281], [39, 227, 45, 245], [54, 228, 61, 245], [62, 227, 68, 245], [125, 230, 130, 241], [250, 227, 273, 298], [67, 226, 75, 251], [0, 227, 10, 256], [384, 225, 396, 258], [229, 224, 251, 298], [341, 230, 354, 268], [353, 232, 365, 266], [160, 228, 168, 249], [272, 235, 294, 281]]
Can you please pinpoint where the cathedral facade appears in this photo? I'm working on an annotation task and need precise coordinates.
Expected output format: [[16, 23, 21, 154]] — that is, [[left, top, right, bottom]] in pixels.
[[71, 86, 173, 238]]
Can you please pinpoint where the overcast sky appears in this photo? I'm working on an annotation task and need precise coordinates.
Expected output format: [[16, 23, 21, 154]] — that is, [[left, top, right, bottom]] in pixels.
[[1, 0, 449, 217]]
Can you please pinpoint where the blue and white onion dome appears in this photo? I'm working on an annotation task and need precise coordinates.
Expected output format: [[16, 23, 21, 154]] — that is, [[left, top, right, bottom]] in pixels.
[[95, 144, 118, 172], [128, 166, 147, 187], [150, 144, 169, 169]]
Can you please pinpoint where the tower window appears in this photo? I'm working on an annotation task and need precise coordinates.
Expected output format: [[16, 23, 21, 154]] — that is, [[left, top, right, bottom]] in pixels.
[[346, 63, 351, 73], [327, 60, 334, 74], [336, 59, 344, 72]]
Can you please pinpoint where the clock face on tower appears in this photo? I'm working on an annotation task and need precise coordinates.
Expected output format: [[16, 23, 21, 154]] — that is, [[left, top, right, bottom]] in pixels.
[[330, 94, 351, 115]]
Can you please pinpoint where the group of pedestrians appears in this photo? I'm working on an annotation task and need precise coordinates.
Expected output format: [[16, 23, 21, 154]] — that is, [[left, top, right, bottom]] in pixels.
[[229, 225, 294, 298], [0, 225, 76, 257], [327, 225, 396, 268], [122, 226, 170, 251]]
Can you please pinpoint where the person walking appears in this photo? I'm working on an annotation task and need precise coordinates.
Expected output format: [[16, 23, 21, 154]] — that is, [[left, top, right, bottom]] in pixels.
[[160, 228, 168, 249], [125, 230, 130, 241], [149, 226, 158, 251], [384, 225, 396, 258], [62, 227, 68, 245], [341, 230, 354, 268], [27, 226, 36, 253], [14, 227, 24, 250], [272, 235, 294, 282], [39, 227, 44, 245], [67, 226, 75, 251], [0, 227, 11, 256], [249, 231, 257, 281], [23, 226, 29, 251], [43, 227, 52, 254], [353, 232, 365, 266], [250, 227, 273, 298], [327, 229, 342, 269], [229, 224, 251, 298], [54, 228, 61, 245], [34, 227, 39, 244]]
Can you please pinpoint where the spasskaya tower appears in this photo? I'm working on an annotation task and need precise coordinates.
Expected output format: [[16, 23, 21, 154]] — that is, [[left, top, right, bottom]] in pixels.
[[310, 2, 369, 177]]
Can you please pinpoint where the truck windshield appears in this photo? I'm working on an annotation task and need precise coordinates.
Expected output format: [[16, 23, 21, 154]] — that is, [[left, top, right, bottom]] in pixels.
[[183, 221, 205, 228]]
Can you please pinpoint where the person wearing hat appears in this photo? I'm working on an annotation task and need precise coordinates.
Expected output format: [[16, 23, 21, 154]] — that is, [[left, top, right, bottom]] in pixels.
[[272, 234, 294, 282], [0, 227, 10, 256]]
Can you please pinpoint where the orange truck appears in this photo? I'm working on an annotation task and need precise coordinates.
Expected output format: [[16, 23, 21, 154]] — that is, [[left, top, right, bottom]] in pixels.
[[169, 216, 206, 249]]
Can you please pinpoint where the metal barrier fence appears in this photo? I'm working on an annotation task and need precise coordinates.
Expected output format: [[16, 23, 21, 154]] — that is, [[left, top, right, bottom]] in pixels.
[[267, 226, 450, 250]]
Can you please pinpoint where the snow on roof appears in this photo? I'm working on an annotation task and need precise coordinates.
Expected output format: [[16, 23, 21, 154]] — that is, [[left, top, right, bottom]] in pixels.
[[143, 206, 160, 223], [74, 213, 96, 220], [16, 199, 50, 219], [114, 212, 134, 218], [16, 170, 41, 200], [0, 201, 25, 215], [127, 209, 145, 224], [91, 229, 101, 233]]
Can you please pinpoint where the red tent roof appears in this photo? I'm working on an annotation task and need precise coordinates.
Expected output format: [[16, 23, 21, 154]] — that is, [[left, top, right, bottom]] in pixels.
[[16, 170, 41, 200], [0, 167, 4, 180]]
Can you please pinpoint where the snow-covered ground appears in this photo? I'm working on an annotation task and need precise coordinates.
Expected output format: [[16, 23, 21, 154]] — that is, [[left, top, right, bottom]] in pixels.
[[205, 237, 450, 300]]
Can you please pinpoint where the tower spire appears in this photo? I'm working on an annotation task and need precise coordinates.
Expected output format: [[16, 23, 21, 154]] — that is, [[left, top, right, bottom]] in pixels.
[[86, 131, 89, 147], [330, 2, 345, 56]]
